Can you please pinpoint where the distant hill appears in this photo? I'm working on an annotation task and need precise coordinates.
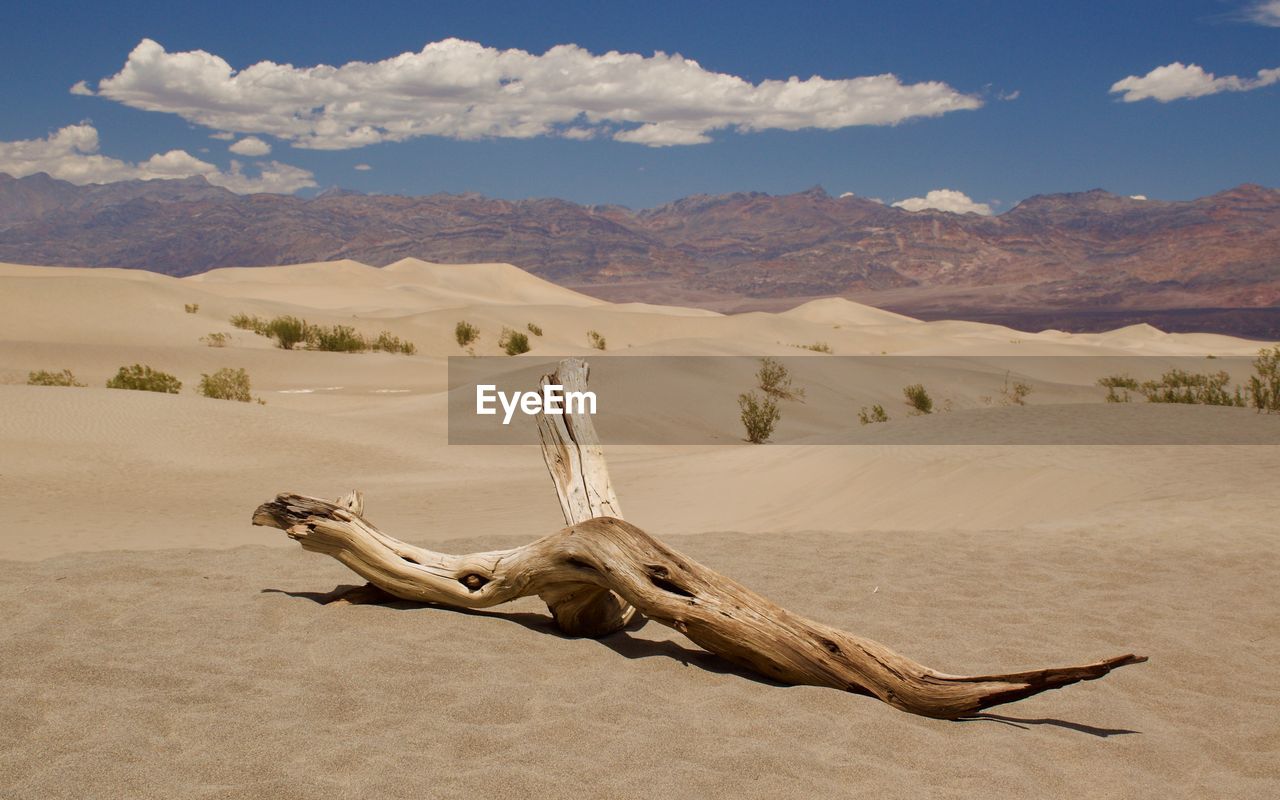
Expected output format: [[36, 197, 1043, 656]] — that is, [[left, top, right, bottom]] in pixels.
[[2, 172, 1277, 337]]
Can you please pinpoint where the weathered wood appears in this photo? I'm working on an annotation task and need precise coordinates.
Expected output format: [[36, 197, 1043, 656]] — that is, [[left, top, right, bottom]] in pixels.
[[533, 357, 634, 635], [535, 358, 622, 523], [254, 355, 1144, 718], [253, 493, 1145, 719]]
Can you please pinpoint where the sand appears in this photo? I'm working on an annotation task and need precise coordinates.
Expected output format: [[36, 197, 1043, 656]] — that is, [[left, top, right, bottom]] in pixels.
[[1, 258, 1277, 798]]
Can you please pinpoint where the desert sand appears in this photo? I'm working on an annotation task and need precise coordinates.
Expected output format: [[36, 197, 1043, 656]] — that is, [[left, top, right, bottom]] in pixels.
[[1, 258, 1277, 799]]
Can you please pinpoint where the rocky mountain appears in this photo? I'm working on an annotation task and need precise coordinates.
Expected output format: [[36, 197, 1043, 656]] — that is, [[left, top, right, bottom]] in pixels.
[[1, 172, 1277, 335]]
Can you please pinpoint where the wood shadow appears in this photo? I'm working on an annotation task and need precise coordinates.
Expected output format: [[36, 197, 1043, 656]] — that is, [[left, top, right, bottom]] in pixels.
[[958, 713, 1141, 737], [261, 585, 780, 686]]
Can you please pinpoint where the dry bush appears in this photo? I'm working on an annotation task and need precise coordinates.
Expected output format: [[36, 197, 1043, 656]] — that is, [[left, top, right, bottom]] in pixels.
[[527, 322, 543, 337], [201, 332, 231, 348], [373, 331, 416, 355], [858, 404, 888, 424], [106, 364, 181, 394], [28, 369, 85, 387], [455, 321, 479, 348], [757, 357, 804, 401], [587, 330, 607, 350], [738, 391, 780, 443], [499, 327, 531, 355], [902, 383, 933, 415], [199, 367, 253, 402]]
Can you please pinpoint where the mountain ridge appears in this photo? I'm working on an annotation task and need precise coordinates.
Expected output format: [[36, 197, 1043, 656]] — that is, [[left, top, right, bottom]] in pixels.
[[1, 172, 1276, 336]]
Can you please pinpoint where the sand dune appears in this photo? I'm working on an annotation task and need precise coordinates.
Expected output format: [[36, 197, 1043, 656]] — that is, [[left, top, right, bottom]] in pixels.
[[2, 258, 1277, 799]]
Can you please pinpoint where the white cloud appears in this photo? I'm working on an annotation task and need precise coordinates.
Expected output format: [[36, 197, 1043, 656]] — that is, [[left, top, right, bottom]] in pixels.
[[209, 131, 235, 140], [1110, 61, 1280, 102], [353, 163, 372, 171], [0, 123, 316, 194], [1242, 1, 1280, 26], [892, 189, 993, 215], [69, 80, 93, 96], [228, 136, 271, 156], [85, 38, 982, 149], [1129, 194, 1147, 200]]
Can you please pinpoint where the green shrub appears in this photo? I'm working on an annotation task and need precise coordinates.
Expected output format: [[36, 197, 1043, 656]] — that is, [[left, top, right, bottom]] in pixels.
[[309, 324, 368, 353], [199, 367, 253, 402], [1139, 369, 1243, 406], [758, 357, 804, 401], [858, 404, 888, 424], [373, 331, 416, 355], [201, 332, 230, 348], [262, 316, 308, 350], [27, 369, 85, 387], [106, 364, 182, 394], [738, 390, 780, 443], [903, 383, 933, 415], [499, 327, 531, 355], [230, 313, 269, 334], [527, 322, 543, 337], [184, 303, 200, 314], [800, 342, 832, 353], [1246, 346, 1280, 413], [1098, 374, 1139, 403], [587, 329, 607, 350], [455, 321, 479, 348]]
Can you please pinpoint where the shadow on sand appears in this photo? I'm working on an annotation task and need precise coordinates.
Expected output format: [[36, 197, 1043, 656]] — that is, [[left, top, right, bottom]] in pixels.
[[262, 585, 1140, 735]]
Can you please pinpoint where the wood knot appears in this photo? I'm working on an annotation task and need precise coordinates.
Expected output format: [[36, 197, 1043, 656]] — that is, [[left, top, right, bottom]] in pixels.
[[460, 574, 488, 591]]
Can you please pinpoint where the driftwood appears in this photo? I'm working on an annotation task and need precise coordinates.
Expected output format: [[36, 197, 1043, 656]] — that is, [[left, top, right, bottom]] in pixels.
[[254, 358, 1145, 719]]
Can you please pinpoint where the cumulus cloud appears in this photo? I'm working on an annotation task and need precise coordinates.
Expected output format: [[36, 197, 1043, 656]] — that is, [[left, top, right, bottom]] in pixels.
[[80, 38, 982, 149], [1129, 194, 1148, 200], [228, 136, 271, 156], [0, 123, 316, 194], [69, 80, 94, 96], [892, 189, 993, 215], [1110, 62, 1280, 102], [353, 163, 372, 171], [1241, 1, 1280, 26]]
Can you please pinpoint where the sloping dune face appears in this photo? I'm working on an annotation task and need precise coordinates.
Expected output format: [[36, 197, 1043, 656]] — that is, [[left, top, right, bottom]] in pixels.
[[186, 257, 602, 312], [2, 259, 1278, 799]]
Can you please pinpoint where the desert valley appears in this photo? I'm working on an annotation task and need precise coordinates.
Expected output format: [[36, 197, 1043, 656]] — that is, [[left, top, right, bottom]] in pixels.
[[1, 256, 1276, 798]]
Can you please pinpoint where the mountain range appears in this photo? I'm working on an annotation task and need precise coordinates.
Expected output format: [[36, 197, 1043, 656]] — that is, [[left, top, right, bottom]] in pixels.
[[2, 172, 1277, 336]]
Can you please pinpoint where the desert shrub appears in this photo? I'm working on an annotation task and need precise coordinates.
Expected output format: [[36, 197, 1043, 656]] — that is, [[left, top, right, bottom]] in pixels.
[[265, 316, 309, 350], [106, 364, 181, 394], [1000, 372, 1033, 406], [1138, 369, 1243, 406], [199, 367, 253, 402], [499, 327, 531, 355], [903, 383, 933, 415], [230, 313, 269, 334], [1245, 346, 1280, 413], [310, 324, 368, 353], [184, 303, 200, 314], [201, 332, 230, 348], [858, 404, 889, 424], [527, 322, 543, 337], [757, 357, 804, 401], [738, 390, 780, 443], [27, 369, 85, 387], [1098, 374, 1139, 403], [373, 331, 417, 355], [455, 321, 479, 348], [587, 329, 607, 350], [799, 342, 832, 353]]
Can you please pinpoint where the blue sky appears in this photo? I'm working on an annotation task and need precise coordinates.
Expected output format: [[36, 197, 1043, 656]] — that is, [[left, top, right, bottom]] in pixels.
[[0, 0, 1277, 210]]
